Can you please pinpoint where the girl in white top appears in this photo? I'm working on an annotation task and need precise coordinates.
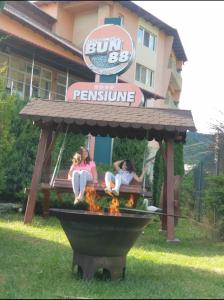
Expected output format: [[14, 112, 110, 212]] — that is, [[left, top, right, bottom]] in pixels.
[[104, 159, 147, 196]]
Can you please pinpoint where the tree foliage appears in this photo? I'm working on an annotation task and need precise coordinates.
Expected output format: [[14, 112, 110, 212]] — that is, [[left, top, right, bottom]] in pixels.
[[0, 90, 16, 192], [112, 137, 148, 175], [153, 141, 184, 206], [0, 95, 40, 201], [203, 175, 224, 240]]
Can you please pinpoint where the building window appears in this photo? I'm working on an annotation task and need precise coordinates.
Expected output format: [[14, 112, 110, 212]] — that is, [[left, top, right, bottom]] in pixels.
[[56, 72, 78, 100], [118, 15, 124, 26], [137, 26, 156, 51], [2, 54, 52, 99], [135, 63, 154, 87], [56, 73, 66, 100]]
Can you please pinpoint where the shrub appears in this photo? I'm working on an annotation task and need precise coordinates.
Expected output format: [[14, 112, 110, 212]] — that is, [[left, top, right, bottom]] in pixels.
[[203, 175, 224, 240], [153, 142, 184, 206]]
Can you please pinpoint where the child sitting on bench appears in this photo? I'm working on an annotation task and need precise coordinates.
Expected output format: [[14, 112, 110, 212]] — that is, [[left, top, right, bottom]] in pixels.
[[104, 159, 147, 197], [68, 147, 98, 204]]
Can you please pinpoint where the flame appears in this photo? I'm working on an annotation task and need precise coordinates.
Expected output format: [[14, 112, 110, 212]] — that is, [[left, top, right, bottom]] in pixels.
[[108, 197, 121, 216], [85, 184, 121, 215], [125, 194, 135, 208], [85, 186, 102, 213]]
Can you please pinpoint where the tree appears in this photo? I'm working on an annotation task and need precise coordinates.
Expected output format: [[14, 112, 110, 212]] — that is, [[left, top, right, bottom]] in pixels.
[[212, 122, 224, 175], [0, 68, 16, 193], [112, 137, 148, 175], [153, 141, 184, 206]]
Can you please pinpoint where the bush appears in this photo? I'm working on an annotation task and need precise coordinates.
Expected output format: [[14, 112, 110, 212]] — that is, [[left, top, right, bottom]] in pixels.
[[153, 142, 184, 206], [0, 97, 40, 202], [203, 175, 224, 240], [112, 137, 148, 175]]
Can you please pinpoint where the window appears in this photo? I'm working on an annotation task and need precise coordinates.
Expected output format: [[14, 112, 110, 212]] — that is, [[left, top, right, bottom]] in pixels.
[[56, 73, 67, 100], [7, 55, 52, 99], [137, 26, 156, 51], [135, 63, 154, 87], [56, 72, 79, 100], [137, 27, 144, 44], [118, 15, 124, 26], [0, 52, 9, 68]]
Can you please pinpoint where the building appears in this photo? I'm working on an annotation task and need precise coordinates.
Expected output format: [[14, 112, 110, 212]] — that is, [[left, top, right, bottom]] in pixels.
[[0, 0, 187, 164]]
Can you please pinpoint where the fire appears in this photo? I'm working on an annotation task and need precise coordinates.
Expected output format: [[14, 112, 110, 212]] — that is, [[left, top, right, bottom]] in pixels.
[[125, 194, 135, 208], [85, 186, 102, 213], [108, 197, 121, 216], [85, 184, 121, 215]]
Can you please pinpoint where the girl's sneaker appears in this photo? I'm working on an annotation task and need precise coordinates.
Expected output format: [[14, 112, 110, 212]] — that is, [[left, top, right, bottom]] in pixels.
[[104, 187, 113, 197], [112, 188, 119, 196]]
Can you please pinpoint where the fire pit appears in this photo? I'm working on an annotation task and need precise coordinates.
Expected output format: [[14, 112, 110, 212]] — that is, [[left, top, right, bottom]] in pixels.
[[50, 207, 151, 280]]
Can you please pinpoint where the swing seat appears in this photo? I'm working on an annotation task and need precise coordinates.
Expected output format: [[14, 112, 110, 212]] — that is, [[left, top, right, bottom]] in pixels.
[[25, 170, 152, 207], [47, 171, 151, 197]]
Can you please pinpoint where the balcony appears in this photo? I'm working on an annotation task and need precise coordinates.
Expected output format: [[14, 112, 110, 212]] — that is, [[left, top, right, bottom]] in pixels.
[[169, 58, 182, 91]]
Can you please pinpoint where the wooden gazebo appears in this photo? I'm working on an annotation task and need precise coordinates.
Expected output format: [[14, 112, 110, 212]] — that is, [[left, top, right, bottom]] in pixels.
[[19, 99, 196, 241]]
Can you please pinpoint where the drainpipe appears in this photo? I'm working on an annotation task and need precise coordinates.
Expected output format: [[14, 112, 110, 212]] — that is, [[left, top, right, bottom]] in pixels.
[[29, 53, 35, 100]]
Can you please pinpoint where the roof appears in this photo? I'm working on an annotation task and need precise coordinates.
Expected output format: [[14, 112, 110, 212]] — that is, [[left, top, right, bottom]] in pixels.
[[35, 0, 187, 62], [19, 99, 196, 141], [3, 2, 82, 57], [119, 1, 187, 62]]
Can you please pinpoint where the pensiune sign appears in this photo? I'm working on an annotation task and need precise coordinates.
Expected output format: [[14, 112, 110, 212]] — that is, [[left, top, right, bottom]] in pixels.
[[83, 24, 135, 76], [67, 82, 144, 106], [67, 23, 144, 107]]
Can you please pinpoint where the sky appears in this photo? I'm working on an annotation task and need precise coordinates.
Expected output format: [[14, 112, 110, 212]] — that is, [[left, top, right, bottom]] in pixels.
[[134, 1, 224, 134]]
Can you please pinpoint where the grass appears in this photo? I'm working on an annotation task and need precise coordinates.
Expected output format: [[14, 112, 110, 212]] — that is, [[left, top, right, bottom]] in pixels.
[[0, 212, 224, 299]]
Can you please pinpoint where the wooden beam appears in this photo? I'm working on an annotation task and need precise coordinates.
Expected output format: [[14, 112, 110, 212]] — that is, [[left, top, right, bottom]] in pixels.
[[161, 175, 167, 231], [42, 131, 53, 218], [165, 139, 176, 241], [24, 129, 51, 224]]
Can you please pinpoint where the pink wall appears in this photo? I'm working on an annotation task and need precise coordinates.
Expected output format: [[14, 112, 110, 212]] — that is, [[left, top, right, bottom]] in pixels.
[[154, 32, 173, 98], [0, 14, 84, 66], [53, 4, 74, 42]]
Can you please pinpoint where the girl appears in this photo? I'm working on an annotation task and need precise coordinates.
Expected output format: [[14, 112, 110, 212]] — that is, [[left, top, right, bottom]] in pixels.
[[68, 147, 98, 204], [104, 159, 147, 196]]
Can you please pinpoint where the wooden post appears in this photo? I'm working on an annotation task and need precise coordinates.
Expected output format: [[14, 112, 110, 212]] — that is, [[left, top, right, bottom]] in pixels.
[[165, 138, 178, 242], [159, 140, 167, 232], [24, 128, 51, 224], [161, 176, 167, 231], [42, 132, 53, 218]]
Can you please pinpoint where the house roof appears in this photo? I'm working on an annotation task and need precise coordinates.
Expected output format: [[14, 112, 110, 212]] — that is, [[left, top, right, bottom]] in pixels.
[[119, 1, 187, 62], [3, 2, 83, 57], [19, 99, 196, 141], [35, 0, 187, 62]]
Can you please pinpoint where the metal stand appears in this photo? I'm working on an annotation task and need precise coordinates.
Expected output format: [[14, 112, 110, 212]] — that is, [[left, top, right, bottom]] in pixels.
[[72, 253, 126, 280]]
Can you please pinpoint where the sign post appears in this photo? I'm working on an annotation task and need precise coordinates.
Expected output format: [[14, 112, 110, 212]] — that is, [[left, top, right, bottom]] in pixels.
[[95, 18, 122, 164], [83, 17, 133, 164], [66, 17, 142, 164]]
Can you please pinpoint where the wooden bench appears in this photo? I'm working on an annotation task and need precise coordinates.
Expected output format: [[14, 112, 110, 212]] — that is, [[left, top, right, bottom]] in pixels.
[[25, 170, 152, 216]]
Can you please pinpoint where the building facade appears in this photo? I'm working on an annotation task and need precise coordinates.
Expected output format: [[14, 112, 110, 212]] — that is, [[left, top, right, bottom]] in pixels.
[[0, 0, 187, 163]]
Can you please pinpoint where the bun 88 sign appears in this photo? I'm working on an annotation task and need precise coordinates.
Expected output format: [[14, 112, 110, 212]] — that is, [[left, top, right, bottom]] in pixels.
[[83, 24, 135, 75]]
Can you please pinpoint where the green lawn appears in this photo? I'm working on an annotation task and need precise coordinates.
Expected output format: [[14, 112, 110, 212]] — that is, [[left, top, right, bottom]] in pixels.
[[0, 212, 223, 299]]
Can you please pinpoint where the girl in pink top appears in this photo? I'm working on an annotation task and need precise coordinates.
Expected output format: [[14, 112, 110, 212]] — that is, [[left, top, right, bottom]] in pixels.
[[68, 147, 98, 204]]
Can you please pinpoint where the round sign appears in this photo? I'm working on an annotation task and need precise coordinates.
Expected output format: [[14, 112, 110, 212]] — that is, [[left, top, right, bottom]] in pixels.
[[83, 24, 135, 76]]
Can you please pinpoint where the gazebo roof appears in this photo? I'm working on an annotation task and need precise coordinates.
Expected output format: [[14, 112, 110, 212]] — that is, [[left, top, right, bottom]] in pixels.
[[19, 99, 196, 141]]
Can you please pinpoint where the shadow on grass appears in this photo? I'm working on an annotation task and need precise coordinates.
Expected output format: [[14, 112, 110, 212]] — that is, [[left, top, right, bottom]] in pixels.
[[0, 224, 223, 299], [134, 219, 224, 258]]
